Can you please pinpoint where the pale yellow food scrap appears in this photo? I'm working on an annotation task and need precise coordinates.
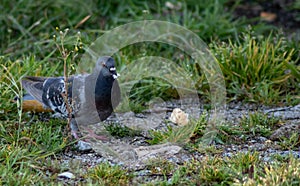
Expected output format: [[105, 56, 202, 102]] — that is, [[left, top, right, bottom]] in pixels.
[[169, 108, 189, 126]]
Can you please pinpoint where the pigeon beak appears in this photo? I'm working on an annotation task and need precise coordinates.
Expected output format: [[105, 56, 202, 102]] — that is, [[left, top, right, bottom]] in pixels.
[[112, 73, 120, 79]]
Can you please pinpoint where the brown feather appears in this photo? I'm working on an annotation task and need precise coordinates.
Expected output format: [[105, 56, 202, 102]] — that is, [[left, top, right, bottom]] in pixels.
[[22, 100, 53, 113]]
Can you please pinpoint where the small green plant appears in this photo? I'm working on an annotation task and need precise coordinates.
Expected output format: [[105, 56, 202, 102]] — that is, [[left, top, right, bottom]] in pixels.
[[147, 114, 207, 145], [147, 125, 174, 145], [194, 144, 223, 155], [87, 162, 133, 185], [257, 156, 300, 185], [104, 123, 141, 138], [190, 112, 208, 140], [240, 112, 279, 137], [145, 158, 176, 176], [187, 157, 234, 185], [228, 151, 261, 178], [53, 27, 82, 138], [216, 123, 245, 144], [278, 132, 300, 150]]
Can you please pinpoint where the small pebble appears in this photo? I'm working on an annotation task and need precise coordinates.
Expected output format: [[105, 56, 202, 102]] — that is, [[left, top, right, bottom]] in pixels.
[[58, 172, 75, 179], [76, 140, 93, 152]]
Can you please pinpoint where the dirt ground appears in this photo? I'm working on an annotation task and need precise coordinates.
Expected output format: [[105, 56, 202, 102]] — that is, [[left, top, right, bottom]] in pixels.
[[233, 0, 300, 31]]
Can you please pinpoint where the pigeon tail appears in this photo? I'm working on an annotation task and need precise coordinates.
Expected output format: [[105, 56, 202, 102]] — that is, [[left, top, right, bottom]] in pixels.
[[21, 76, 47, 106]]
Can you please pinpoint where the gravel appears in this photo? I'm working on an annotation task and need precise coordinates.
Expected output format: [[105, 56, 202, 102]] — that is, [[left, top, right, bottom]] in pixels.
[[56, 100, 300, 182]]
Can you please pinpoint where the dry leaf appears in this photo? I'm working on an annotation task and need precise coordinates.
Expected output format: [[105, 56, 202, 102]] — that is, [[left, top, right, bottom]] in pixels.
[[260, 12, 277, 22]]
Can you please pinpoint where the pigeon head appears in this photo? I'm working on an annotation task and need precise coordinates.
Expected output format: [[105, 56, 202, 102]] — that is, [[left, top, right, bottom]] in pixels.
[[96, 56, 119, 79]]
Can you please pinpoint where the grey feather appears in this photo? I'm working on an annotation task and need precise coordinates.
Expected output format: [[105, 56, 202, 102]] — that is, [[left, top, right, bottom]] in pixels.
[[21, 76, 47, 107]]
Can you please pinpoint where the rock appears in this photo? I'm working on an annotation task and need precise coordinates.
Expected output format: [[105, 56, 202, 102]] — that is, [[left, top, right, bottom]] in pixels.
[[270, 122, 300, 140], [58, 172, 75, 179], [264, 104, 300, 120], [257, 136, 267, 143], [76, 140, 93, 152], [134, 143, 182, 162]]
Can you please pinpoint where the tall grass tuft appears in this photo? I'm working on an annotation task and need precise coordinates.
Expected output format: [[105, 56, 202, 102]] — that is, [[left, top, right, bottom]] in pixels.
[[212, 32, 298, 104]]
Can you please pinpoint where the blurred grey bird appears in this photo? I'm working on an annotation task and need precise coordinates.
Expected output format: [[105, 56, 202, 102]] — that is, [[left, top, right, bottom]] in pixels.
[[21, 56, 121, 150]]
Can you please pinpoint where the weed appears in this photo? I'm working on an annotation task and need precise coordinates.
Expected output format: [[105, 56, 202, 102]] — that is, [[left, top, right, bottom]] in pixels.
[[228, 152, 261, 177], [240, 112, 279, 137], [194, 144, 223, 155], [87, 162, 133, 185], [147, 125, 174, 145], [104, 123, 142, 138], [259, 160, 300, 185], [145, 158, 176, 176], [187, 157, 234, 185], [147, 114, 207, 145], [278, 132, 300, 150], [53, 27, 81, 138], [212, 31, 297, 104], [216, 123, 244, 144]]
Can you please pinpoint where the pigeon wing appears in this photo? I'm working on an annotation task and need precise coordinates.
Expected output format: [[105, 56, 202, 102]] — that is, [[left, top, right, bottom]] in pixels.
[[21, 76, 47, 105], [41, 77, 75, 116]]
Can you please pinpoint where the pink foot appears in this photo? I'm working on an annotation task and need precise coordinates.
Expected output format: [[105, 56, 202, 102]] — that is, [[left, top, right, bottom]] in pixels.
[[81, 127, 108, 142]]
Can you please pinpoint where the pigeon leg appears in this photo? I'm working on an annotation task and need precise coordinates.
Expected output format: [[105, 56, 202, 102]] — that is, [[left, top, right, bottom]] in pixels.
[[70, 118, 80, 139], [70, 118, 108, 141], [70, 118, 93, 152], [81, 127, 108, 141]]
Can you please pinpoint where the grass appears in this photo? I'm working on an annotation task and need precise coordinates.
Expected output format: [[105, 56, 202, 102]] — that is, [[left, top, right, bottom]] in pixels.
[[87, 162, 133, 185], [147, 113, 207, 145], [148, 111, 282, 148], [0, 119, 68, 185], [211, 31, 299, 105], [105, 122, 142, 138], [142, 153, 300, 185], [239, 112, 279, 137], [278, 132, 300, 150], [0, 0, 300, 184]]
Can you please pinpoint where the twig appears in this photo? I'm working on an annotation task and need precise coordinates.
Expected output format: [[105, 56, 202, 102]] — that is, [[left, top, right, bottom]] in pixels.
[[55, 28, 73, 138], [63, 54, 73, 133]]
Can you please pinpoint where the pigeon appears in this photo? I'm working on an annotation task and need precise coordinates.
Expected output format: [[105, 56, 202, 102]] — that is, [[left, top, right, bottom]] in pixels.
[[21, 56, 121, 149]]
